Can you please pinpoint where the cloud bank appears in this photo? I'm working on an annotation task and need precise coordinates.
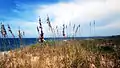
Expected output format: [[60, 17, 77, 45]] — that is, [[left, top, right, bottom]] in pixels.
[[3, 0, 120, 37]]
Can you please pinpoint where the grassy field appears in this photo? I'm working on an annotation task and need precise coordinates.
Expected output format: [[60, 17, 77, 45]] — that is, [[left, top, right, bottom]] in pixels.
[[0, 38, 120, 68]]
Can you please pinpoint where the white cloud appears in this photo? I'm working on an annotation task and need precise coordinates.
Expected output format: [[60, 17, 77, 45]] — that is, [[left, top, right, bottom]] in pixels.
[[36, 0, 120, 25], [97, 19, 120, 30], [5, 0, 120, 37], [4, 19, 38, 38], [33, 0, 120, 37]]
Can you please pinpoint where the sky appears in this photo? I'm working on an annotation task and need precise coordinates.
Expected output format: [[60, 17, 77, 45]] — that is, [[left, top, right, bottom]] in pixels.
[[0, 0, 120, 38]]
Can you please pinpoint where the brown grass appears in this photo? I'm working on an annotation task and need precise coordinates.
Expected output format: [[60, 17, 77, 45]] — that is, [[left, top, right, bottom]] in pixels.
[[0, 39, 120, 68]]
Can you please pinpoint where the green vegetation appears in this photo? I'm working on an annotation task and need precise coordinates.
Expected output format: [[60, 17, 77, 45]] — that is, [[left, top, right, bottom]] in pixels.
[[0, 39, 120, 68]]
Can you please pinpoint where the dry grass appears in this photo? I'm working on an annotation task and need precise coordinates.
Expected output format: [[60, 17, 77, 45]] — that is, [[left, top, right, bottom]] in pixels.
[[0, 39, 120, 68]]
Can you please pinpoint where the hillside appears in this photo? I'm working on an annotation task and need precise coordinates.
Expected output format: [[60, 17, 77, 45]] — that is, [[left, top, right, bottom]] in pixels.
[[0, 38, 120, 68]]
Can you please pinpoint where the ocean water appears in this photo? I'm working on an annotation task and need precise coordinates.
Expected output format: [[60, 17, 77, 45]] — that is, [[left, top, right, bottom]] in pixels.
[[0, 38, 37, 51], [0, 37, 82, 51], [0, 36, 109, 51]]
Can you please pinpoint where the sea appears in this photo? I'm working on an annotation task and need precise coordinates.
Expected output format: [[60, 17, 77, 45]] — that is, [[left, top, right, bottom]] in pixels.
[[0, 38, 38, 51], [0, 36, 111, 51]]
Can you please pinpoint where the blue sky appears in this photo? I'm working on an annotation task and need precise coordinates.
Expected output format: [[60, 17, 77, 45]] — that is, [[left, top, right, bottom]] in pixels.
[[0, 0, 120, 38]]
